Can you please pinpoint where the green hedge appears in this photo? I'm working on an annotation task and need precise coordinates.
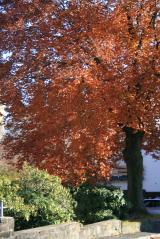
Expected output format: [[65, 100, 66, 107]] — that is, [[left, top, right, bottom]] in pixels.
[[72, 183, 129, 224], [0, 164, 75, 230]]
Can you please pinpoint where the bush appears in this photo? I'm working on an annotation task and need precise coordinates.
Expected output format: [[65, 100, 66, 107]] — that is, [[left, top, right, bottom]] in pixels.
[[72, 183, 129, 224], [0, 164, 75, 230]]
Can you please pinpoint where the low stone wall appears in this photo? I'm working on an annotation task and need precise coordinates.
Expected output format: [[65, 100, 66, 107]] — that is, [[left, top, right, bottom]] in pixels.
[[0, 217, 14, 238], [11, 222, 80, 239], [80, 220, 121, 239], [1, 217, 160, 239], [121, 221, 141, 234]]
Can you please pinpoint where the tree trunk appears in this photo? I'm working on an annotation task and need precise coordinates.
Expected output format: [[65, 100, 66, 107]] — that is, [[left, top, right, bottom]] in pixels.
[[123, 127, 145, 211]]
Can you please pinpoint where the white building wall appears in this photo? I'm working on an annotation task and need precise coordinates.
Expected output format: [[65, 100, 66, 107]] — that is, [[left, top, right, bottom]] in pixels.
[[0, 105, 5, 142], [111, 151, 160, 192], [110, 181, 127, 191], [143, 152, 160, 192]]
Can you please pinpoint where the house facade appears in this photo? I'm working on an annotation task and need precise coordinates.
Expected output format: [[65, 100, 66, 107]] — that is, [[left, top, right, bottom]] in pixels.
[[0, 105, 5, 142], [111, 151, 160, 194]]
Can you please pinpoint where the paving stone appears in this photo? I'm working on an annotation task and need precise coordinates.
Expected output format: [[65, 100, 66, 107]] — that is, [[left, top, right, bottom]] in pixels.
[[97, 232, 160, 239]]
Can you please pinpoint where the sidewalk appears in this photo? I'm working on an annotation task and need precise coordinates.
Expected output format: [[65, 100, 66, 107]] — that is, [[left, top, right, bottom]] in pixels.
[[97, 232, 160, 239]]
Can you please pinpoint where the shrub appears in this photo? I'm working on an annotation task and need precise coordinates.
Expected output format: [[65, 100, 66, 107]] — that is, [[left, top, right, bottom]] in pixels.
[[0, 170, 31, 224], [72, 183, 129, 224], [0, 164, 75, 230]]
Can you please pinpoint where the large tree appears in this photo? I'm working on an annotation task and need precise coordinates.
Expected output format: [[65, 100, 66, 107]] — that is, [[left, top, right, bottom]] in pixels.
[[0, 0, 159, 210]]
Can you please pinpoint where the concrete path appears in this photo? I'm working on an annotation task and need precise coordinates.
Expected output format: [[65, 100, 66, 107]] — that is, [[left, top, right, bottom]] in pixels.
[[97, 232, 160, 239]]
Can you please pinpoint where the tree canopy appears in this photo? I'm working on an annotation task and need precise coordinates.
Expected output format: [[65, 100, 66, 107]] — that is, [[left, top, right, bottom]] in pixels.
[[0, 0, 159, 186]]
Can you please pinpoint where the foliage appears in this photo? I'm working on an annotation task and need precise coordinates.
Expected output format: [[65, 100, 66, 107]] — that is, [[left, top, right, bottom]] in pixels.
[[0, 0, 159, 208], [0, 167, 18, 179], [0, 164, 75, 230], [72, 183, 129, 224], [0, 170, 31, 225]]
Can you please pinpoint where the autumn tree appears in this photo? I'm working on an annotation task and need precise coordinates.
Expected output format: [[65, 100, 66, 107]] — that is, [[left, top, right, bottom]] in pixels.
[[0, 0, 159, 210]]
